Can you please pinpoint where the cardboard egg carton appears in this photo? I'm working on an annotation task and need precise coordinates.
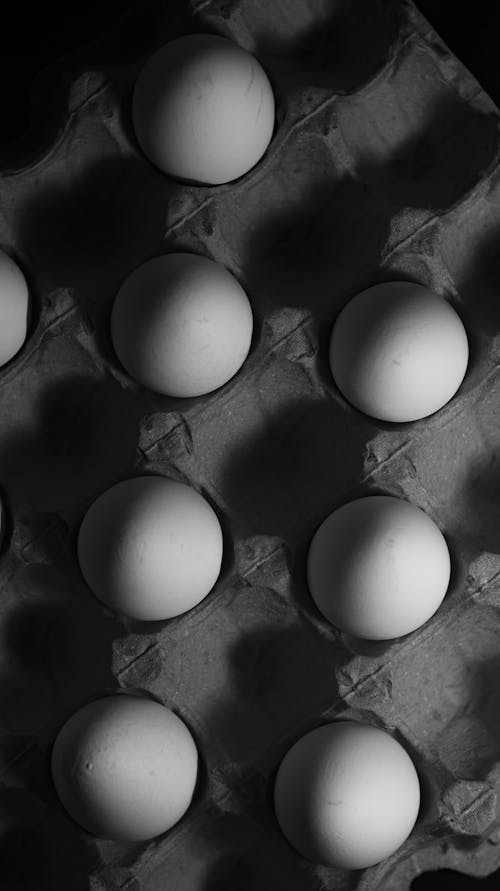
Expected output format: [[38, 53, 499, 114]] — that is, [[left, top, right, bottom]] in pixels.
[[0, 0, 500, 888]]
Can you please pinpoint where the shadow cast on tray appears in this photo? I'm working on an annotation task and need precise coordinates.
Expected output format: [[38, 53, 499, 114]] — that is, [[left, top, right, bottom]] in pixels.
[[0, 372, 148, 887], [218, 391, 377, 544], [16, 153, 168, 322], [254, 0, 404, 95], [413, 867, 500, 890], [242, 87, 500, 328]]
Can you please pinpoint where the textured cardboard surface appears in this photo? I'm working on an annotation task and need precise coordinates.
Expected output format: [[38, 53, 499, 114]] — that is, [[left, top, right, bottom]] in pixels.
[[1, 1, 500, 888]]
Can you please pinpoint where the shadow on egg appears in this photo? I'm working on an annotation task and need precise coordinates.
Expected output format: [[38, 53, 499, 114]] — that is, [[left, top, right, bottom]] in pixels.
[[390, 728, 442, 830], [0, 248, 42, 378]]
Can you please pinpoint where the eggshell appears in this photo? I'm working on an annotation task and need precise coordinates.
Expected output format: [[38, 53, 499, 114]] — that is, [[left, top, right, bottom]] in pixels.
[[0, 249, 29, 368], [51, 695, 198, 841], [132, 33, 275, 184], [307, 495, 451, 640], [111, 253, 253, 398], [274, 721, 420, 869], [77, 475, 223, 621], [329, 282, 469, 422]]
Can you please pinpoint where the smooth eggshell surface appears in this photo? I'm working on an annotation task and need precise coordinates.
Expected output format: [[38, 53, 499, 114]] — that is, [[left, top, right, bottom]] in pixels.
[[132, 33, 275, 184], [0, 249, 29, 368], [111, 253, 253, 397], [51, 695, 198, 841], [307, 495, 451, 640], [274, 721, 420, 869], [77, 475, 223, 621], [329, 282, 469, 422]]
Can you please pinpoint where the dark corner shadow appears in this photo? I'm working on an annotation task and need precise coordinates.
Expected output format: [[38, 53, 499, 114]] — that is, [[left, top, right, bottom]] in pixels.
[[412, 866, 500, 890], [254, 0, 404, 95], [0, 788, 92, 891], [0, 0, 205, 166], [241, 90, 499, 329]]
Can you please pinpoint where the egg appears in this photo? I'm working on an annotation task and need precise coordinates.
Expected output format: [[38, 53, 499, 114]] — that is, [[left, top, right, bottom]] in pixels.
[[329, 282, 469, 422], [77, 475, 223, 621], [132, 33, 275, 184], [0, 249, 29, 368], [307, 495, 450, 640], [111, 253, 253, 397], [274, 721, 420, 869], [51, 695, 198, 841]]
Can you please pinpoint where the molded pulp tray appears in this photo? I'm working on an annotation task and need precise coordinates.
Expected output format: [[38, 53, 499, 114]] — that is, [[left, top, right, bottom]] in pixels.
[[1, 1, 500, 888]]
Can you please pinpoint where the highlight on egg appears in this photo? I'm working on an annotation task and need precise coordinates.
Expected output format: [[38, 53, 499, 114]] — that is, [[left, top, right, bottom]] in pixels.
[[77, 475, 223, 621], [329, 281, 469, 422], [132, 33, 275, 184], [51, 695, 198, 841], [111, 252, 253, 398], [0, 248, 29, 368], [274, 721, 421, 869], [307, 494, 451, 640]]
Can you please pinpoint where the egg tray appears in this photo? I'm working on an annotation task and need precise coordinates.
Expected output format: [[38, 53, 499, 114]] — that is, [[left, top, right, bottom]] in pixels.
[[1, 0, 500, 888]]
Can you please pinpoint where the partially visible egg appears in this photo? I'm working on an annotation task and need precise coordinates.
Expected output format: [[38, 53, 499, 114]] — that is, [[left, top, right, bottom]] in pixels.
[[307, 495, 450, 640], [77, 475, 223, 621], [274, 721, 420, 869], [0, 249, 29, 368], [329, 282, 469, 422], [132, 33, 275, 184], [51, 695, 198, 841], [111, 253, 253, 397]]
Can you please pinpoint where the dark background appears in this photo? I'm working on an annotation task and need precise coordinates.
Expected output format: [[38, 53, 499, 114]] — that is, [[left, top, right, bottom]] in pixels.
[[0, 1, 498, 146], [0, 1, 498, 889]]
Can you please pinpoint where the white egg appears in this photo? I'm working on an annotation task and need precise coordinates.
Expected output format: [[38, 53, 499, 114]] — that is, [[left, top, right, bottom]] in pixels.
[[329, 282, 469, 422], [77, 475, 223, 621], [0, 249, 29, 368], [51, 695, 198, 841], [274, 721, 420, 869], [307, 495, 450, 640], [111, 253, 253, 397], [132, 33, 275, 185]]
